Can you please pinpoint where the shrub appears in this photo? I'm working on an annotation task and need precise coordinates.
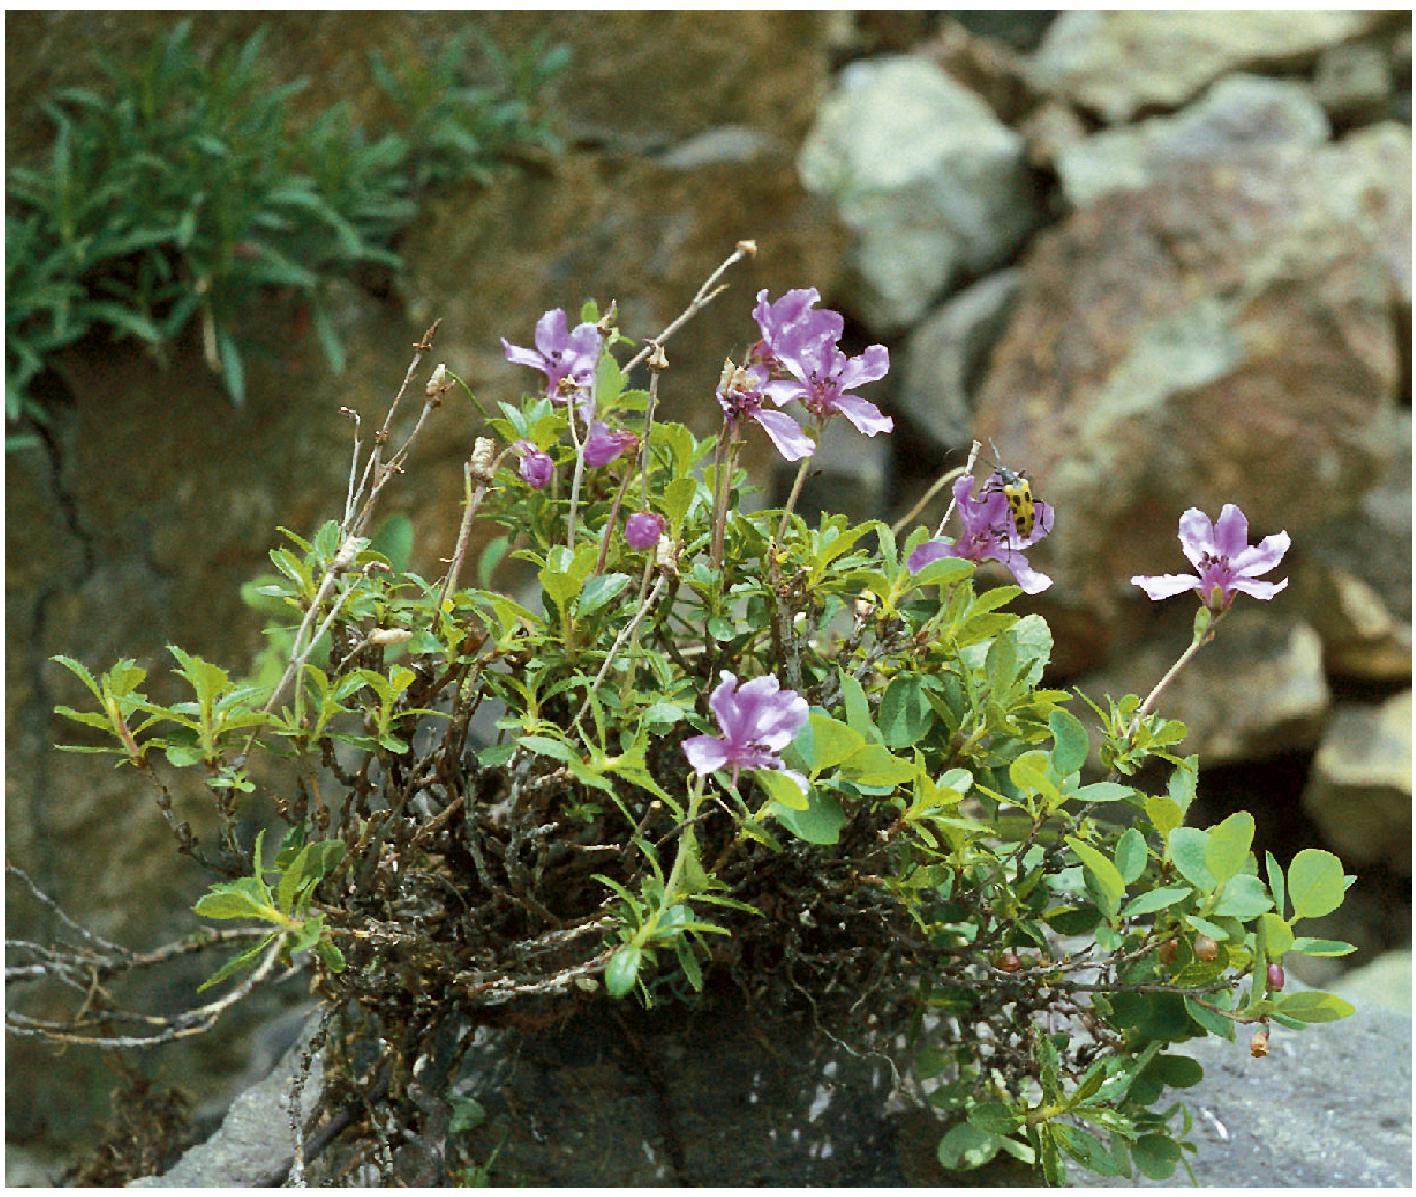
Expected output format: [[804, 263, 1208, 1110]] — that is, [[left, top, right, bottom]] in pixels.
[[14, 246, 1357, 1185]]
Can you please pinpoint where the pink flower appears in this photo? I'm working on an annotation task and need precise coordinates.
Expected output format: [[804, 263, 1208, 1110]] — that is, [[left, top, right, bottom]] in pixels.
[[682, 671, 809, 793], [907, 474, 1055, 594], [717, 363, 814, 461], [750, 287, 843, 371], [764, 335, 893, 437], [501, 308, 600, 402], [1132, 505, 1289, 612], [582, 421, 638, 468], [624, 511, 666, 551], [515, 441, 554, 489]]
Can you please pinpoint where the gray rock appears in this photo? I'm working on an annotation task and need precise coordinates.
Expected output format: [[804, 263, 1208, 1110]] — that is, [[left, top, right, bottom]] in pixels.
[[1057, 75, 1330, 208], [798, 55, 1042, 334], [784, 414, 891, 525], [899, 269, 1022, 448], [1027, 10, 1390, 123], [130, 1013, 325, 1188], [1314, 40, 1396, 125], [1084, 991, 1411, 1187], [1301, 692, 1412, 874], [1336, 949, 1412, 1015], [657, 125, 780, 170]]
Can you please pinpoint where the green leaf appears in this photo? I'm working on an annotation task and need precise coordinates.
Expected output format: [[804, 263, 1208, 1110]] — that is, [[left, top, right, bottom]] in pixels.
[[604, 945, 642, 997], [196, 934, 276, 992], [1055, 1124, 1123, 1177], [838, 672, 876, 741], [1275, 990, 1355, 1023], [1145, 794, 1183, 838], [754, 768, 809, 812], [1144, 1053, 1204, 1089], [770, 788, 847, 846], [661, 476, 698, 536], [1204, 811, 1254, 890], [448, 1095, 486, 1135], [1120, 885, 1191, 919], [838, 744, 914, 788], [1287, 849, 1346, 921], [1008, 751, 1058, 806], [1073, 781, 1133, 804], [1167, 827, 1215, 891], [314, 939, 346, 973], [967, 1102, 1022, 1137], [878, 676, 933, 748], [192, 877, 278, 922], [802, 714, 865, 776], [1213, 873, 1273, 919], [1131, 1133, 1181, 1181], [1261, 913, 1295, 956], [1265, 850, 1287, 921], [1289, 936, 1357, 957], [1048, 708, 1089, 776], [936, 1123, 1001, 1171], [1183, 995, 1235, 1041], [1067, 837, 1125, 916], [577, 572, 631, 618], [1114, 827, 1147, 886], [216, 327, 246, 407]]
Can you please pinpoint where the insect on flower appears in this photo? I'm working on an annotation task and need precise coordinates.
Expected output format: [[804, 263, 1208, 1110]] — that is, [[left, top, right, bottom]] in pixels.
[[982, 441, 1040, 542]]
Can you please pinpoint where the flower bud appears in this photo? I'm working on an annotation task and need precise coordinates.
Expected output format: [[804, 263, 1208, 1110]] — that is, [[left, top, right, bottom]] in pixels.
[[1193, 935, 1219, 963], [994, 951, 1022, 973], [425, 363, 450, 398], [1158, 938, 1180, 965], [648, 343, 669, 371], [468, 437, 496, 486], [736, 239, 758, 257], [625, 511, 666, 551], [1266, 962, 1285, 992], [369, 628, 412, 647], [1250, 1027, 1270, 1058]]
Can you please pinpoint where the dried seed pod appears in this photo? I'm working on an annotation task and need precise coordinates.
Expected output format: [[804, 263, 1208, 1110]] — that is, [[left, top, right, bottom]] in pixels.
[[1193, 935, 1219, 963], [1250, 1027, 1270, 1058]]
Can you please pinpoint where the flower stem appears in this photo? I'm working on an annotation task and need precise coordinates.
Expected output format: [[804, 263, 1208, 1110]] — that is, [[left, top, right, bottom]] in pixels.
[[565, 406, 587, 551], [772, 456, 812, 560], [664, 773, 708, 903], [932, 439, 983, 537], [594, 466, 636, 576], [710, 428, 737, 569], [1129, 607, 1227, 733]]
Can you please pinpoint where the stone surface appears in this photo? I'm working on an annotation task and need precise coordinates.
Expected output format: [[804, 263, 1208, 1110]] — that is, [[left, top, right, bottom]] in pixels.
[[131, 1013, 324, 1188], [973, 124, 1410, 612], [1026, 10, 1392, 123], [798, 55, 1043, 334], [1084, 991, 1411, 1188], [1056, 75, 1331, 208], [1314, 39, 1397, 125], [922, 16, 1034, 125], [898, 269, 1022, 448], [1336, 949, 1412, 1015], [1075, 608, 1331, 767], [1301, 692, 1412, 874]]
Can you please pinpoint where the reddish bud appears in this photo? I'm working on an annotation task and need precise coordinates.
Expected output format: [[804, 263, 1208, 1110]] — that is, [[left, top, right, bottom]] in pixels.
[[995, 951, 1022, 973], [1266, 962, 1285, 992], [1194, 935, 1219, 963], [1158, 938, 1180, 965]]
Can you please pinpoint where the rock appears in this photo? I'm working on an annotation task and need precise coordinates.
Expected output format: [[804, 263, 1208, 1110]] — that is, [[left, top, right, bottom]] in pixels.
[[1020, 99, 1088, 170], [922, 16, 1034, 125], [1336, 949, 1412, 1015], [1301, 692, 1412, 874], [898, 270, 1022, 448], [1026, 10, 1393, 123], [1081, 988, 1412, 1188], [786, 413, 891, 525], [1314, 40, 1396, 126], [1074, 608, 1330, 767], [131, 1012, 325, 1188], [1056, 75, 1330, 208], [798, 55, 1043, 334], [973, 126, 1409, 612]]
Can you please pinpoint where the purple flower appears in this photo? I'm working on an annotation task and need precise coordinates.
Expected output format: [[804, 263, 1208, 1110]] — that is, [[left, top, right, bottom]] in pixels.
[[515, 441, 554, 489], [717, 363, 815, 461], [1132, 504, 1289, 611], [624, 511, 666, 551], [764, 334, 893, 437], [501, 308, 601, 402], [682, 671, 809, 793], [582, 421, 638, 468], [907, 474, 1055, 594], [751, 287, 844, 370]]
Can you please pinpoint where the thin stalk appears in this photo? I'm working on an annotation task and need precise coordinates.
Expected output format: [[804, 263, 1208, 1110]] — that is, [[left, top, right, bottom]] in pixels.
[[595, 466, 637, 575], [933, 439, 983, 537]]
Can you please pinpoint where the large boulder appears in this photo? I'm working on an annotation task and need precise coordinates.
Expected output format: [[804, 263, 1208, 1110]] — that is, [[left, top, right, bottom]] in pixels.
[[798, 55, 1043, 334], [1301, 692, 1412, 875], [1026, 10, 1393, 123], [973, 124, 1410, 614], [1056, 75, 1331, 208]]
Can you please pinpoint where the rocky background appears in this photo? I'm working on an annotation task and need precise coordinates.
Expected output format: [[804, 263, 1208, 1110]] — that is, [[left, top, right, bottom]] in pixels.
[[5, 10, 1410, 1181]]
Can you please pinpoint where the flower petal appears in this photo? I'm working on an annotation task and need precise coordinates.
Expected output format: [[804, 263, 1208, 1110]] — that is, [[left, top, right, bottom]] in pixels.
[[1212, 504, 1250, 558], [761, 378, 806, 407], [708, 672, 747, 747], [907, 539, 960, 574], [1131, 572, 1203, 601], [533, 308, 568, 356], [682, 734, 732, 776], [831, 393, 894, 436], [501, 338, 545, 370], [752, 408, 815, 461], [1231, 530, 1291, 577], [1177, 508, 1217, 568], [838, 343, 890, 391], [1231, 576, 1288, 601], [994, 546, 1053, 594]]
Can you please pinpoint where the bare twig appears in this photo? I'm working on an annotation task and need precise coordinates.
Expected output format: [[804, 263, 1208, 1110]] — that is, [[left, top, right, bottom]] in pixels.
[[933, 439, 982, 537], [622, 241, 755, 376]]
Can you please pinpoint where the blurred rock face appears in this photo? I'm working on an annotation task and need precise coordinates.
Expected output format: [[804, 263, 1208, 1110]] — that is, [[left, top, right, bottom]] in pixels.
[[5, 9, 1412, 1179]]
